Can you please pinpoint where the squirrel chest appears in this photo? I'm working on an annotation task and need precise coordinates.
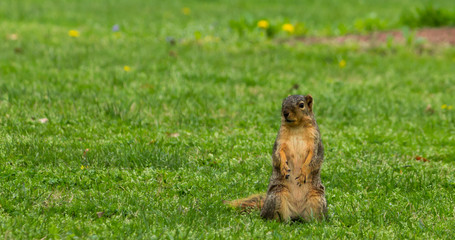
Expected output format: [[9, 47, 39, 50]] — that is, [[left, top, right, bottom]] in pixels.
[[283, 127, 316, 174], [280, 126, 318, 209]]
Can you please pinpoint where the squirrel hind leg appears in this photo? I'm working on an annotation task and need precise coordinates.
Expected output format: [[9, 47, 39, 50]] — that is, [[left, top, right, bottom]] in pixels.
[[260, 190, 292, 222], [300, 194, 327, 221]]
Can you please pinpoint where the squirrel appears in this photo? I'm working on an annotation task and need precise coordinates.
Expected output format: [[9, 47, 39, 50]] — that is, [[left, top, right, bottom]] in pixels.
[[226, 95, 327, 222]]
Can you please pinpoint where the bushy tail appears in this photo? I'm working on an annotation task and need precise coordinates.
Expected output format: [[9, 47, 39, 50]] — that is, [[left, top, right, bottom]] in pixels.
[[224, 193, 265, 211]]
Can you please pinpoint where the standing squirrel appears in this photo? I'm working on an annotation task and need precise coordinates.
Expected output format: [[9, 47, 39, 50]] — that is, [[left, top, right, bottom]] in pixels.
[[226, 95, 327, 222]]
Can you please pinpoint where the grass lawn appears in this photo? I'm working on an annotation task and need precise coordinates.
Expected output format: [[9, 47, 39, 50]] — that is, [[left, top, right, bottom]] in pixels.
[[1, 0, 455, 239]]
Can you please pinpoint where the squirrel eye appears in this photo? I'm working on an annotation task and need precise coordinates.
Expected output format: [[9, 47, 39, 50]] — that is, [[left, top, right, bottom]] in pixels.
[[299, 103, 305, 109]]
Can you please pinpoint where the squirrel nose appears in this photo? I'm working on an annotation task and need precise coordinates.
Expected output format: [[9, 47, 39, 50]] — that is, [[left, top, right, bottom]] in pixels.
[[283, 111, 290, 118]]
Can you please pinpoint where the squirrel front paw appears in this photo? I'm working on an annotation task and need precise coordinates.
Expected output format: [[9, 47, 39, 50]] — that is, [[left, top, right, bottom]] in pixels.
[[295, 168, 311, 186], [280, 162, 291, 179]]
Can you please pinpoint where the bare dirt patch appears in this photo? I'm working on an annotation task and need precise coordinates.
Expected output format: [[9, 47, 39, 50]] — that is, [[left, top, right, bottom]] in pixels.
[[300, 28, 455, 46]]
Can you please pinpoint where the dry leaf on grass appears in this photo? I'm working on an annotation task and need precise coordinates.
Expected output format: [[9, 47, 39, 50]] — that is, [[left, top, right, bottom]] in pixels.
[[425, 104, 434, 114], [166, 132, 180, 138], [38, 118, 48, 123], [7, 33, 18, 40], [82, 148, 90, 159], [415, 156, 429, 162]]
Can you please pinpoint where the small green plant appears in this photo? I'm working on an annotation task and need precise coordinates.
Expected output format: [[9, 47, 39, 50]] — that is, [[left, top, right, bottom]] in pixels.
[[354, 13, 388, 33], [401, 27, 415, 45], [400, 5, 455, 27], [258, 19, 279, 38], [336, 23, 349, 35], [228, 17, 257, 36], [293, 22, 309, 36]]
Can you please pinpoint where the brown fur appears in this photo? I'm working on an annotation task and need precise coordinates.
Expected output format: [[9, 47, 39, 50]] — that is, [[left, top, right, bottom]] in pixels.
[[226, 95, 327, 222], [224, 194, 265, 211]]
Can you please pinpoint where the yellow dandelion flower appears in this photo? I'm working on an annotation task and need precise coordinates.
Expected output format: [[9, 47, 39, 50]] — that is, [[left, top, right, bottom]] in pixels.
[[282, 23, 295, 33], [68, 30, 80, 38], [339, 59, 346, 68], [80, 165, 85, 170], [257, 20, 270, 29], [448, 105, 453, 110], [124, 66, 131, 72], [441, 104, 447, 109], [182, 7, 191, 15]]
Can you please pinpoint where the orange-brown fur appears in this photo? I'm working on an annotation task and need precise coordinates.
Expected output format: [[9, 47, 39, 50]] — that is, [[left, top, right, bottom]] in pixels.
[[226, 95, 327, 222], [223, 194, 265, 211]]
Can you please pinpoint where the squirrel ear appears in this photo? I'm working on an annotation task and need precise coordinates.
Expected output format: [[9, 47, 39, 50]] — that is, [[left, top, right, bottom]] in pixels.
[[305, 95, 313, 111]]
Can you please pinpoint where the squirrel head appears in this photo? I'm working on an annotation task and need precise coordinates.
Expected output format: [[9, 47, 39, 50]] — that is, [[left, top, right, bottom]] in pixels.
[[281, 94, 314, 127]]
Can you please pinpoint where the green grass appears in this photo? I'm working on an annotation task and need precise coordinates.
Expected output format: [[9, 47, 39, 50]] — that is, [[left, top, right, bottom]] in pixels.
[[1, 0, 455, 239]]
